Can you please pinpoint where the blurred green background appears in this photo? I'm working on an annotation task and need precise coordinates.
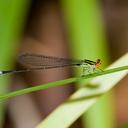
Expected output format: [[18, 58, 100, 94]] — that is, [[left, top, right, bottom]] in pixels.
[[0, 0, 128, 128]]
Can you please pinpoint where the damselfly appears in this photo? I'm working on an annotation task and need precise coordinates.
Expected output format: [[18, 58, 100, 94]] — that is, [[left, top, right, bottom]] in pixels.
[[0, 53, 102, 76]]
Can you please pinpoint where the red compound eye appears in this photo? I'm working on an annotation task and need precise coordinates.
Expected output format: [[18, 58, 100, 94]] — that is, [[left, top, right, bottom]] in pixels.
[[95, 59, 101, 68]]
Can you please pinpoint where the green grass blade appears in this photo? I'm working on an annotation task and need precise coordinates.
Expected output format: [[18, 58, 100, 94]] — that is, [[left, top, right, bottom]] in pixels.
[[0, 66, 127, 102], [0, 65, 127, 102], [0, 0, 30, 127], [60, 0, 110, 127]]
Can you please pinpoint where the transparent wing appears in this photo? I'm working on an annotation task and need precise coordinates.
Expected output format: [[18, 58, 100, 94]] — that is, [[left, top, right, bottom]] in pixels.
[[18, 53, 81, 69]]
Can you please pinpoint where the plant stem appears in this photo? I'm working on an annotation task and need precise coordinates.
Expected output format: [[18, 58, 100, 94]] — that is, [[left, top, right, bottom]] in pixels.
[[0, 65, 127, 101]]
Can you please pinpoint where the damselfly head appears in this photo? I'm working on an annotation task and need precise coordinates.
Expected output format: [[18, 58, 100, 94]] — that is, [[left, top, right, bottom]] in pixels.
[[95, 59, 101, 68]]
